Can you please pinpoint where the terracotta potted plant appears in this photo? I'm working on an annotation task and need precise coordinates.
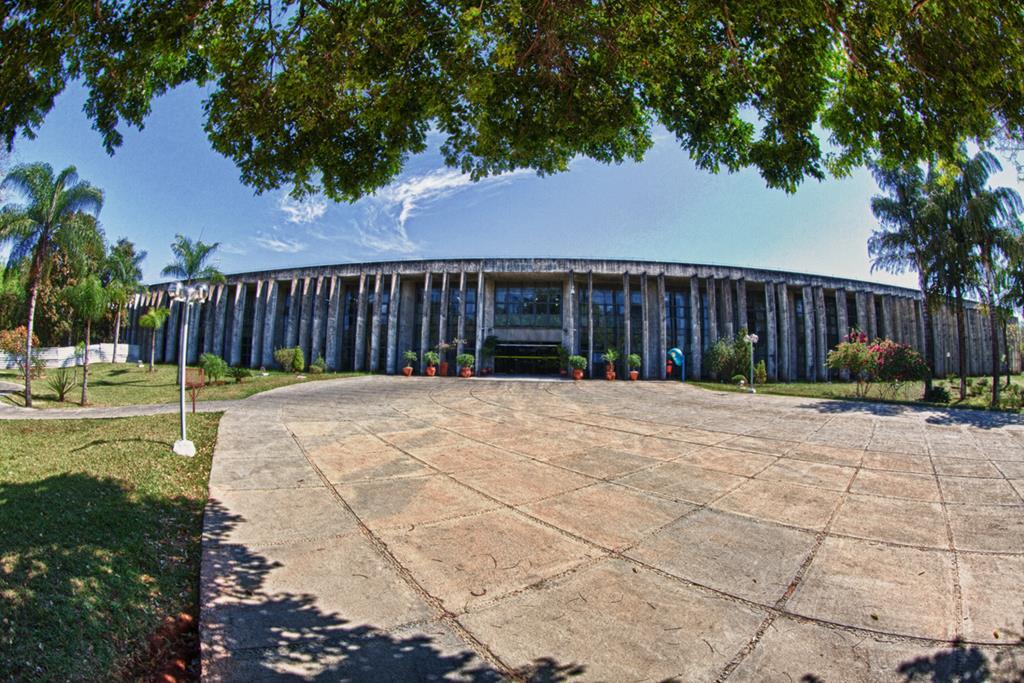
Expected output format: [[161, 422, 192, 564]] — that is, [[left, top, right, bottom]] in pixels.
[[628, 353, 641, 381], [424, 350, 440, 377], [456, 352, 475, 378], [602, 349, 619, 381], [568, 354, 587, 381], [402, 350, 416, 376], [437, 341, 452, 377]]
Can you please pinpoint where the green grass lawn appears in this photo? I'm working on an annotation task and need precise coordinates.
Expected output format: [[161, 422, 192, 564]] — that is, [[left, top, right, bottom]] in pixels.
[[0, 363, 365, 409], [0, 412, 221, 680], [692, 374, 1024, 411]]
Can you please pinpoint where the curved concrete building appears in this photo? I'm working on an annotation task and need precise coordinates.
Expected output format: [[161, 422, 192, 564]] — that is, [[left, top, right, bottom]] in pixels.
[[125, 258, 1018, 380]]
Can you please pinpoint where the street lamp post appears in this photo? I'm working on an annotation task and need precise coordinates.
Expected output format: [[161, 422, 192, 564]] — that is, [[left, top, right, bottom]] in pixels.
[[744, 333, 759, 394], [167, 282, 209, 456]]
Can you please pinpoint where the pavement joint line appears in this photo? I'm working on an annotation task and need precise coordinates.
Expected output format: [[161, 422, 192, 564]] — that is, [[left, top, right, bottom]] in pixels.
[[287, 419, 525, 680], [714, 421, 865, 682], [923, 424, 966, 641], [386, 395, 976, 648]]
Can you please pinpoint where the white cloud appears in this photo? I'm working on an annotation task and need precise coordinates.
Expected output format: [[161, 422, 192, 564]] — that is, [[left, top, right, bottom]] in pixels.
[[255, 229, 306, 253], [219, 242, 248, 256], [349, 167, 529, 254], [278, 192, 328, 224]]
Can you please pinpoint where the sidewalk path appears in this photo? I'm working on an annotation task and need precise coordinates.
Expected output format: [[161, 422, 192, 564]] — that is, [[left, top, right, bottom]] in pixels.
[[0, 397, 247, 420]]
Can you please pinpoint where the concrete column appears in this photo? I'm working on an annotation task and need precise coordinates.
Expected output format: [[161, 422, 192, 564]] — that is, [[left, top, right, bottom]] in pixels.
[[801, 286, 815, 381], [456, 271, 467, 357], [420, 271, 432, 373], [835, 288, 849, 380], [835, 289, 849, 339], [249, 280, 265, 368], [720, 278, 734, 339], [641, 273, 650, 378], [386, 273, 401, 374], [657, 273, 667, 380], [778, 284, 792, 381], [854, 290, 868, 335], [164, 297, 179, 363], [201, 287, 216, 354], [765, 282, 778, 381], [353, 273, 368, 372], [297, 277, 313, 361], [916, 299, 927, 357], [187, 301, 202, 364], [893, 296, 905, 343], [323, 276, 340, 369], [228, 282, 246, 366], [369, 272, 383, 372], [736, 279, 748, 333], [309, 276, 325, 365], [437, 271, 450, 353], [867, 293, 878, 340], [283, 278, 299, 348], [214, 288, 229, 359], [705, 276, 717, 345], [689, 277, 702, 379], [622, 273, 631, 374], [881, 295, 894, 340], [587, 271, 594, 378], [813, 286, 827, 381], [261, 280, 279, 368], [564, 270, 576, 355], [475, 267, 486, 368], [932, 303, 944, 377]]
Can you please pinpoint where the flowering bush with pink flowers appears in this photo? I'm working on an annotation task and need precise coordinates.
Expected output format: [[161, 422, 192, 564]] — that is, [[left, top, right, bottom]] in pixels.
[[826, 330, 876, 397], [870, 339, 929, 398], [827, 330, 927, 399]]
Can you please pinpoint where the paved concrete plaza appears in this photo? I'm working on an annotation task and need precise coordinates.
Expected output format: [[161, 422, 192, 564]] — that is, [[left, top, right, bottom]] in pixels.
[[202, 376, 1024, 681]]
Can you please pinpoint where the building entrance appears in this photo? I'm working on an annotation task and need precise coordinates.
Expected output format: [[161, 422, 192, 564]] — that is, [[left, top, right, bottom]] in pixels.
[[493, 343, 561, 375]]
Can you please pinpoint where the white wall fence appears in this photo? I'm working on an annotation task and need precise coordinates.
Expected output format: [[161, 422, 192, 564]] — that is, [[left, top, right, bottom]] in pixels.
[[1, 343, 140, 370]]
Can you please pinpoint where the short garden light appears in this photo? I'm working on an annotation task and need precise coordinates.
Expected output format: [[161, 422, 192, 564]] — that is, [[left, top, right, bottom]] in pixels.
[[744, 333, 759, 394], [167, 282, 209, 456]]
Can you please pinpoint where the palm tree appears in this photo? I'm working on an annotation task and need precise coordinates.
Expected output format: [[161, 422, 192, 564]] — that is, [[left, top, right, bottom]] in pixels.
[[64, 275, 109, 405], [104, 238, 147, 364], [161, 234, 225, 284], [868, 160, 941, 396], [0, 163, 104, 407], [138, 307, 170, 372], [955, 151, 1024, 406]]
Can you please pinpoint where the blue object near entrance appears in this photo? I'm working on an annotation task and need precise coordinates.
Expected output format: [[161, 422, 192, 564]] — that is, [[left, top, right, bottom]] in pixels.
[[668, 348, 685, 382]]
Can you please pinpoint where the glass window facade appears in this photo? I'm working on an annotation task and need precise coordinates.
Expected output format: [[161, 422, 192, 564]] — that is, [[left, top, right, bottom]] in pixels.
[[495, 283, 562, 327], [579, 287, 625, 369]]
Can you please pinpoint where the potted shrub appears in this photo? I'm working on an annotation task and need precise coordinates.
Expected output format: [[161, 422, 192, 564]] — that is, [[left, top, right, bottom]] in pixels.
[[481, 335, 499, 376], [628, 353, 641, 381], [557, 345, 570, 377], [402, 350, 417, 376], [437, 340, 452, 376], [424, 350, 440, 377], [602, 349, 619, 380], [568, 354, 587, 380], [456, 352, 475, 378]]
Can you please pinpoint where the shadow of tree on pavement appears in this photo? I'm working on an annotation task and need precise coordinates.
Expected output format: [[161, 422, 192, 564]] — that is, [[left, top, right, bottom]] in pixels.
[[201, 501, 586, 681]]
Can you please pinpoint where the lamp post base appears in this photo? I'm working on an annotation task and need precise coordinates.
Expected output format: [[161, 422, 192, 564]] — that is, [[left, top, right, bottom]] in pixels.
[[173, 439, 196, 457]]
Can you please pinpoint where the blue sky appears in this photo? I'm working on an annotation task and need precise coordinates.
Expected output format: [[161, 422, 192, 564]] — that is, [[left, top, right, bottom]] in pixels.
[[8, 82, 1023, 288]]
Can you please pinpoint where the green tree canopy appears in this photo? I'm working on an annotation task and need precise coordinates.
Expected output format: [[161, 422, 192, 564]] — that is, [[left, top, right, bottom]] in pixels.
[[3, 2, 1023, 198], [0, 162, 104, 406]]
